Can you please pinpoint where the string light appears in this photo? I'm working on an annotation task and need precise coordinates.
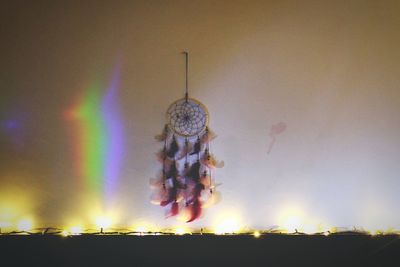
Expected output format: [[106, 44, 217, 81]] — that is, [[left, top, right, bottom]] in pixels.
[[1, 228, 398, 236], [1, 208, 399, 236], [253, 231, 261, 238], [61, 230, 69, 237], [214, 218, 241, 235], [16, 218, 33, 232], [174, 227, 190, 235], [95, 216, 113, 233]]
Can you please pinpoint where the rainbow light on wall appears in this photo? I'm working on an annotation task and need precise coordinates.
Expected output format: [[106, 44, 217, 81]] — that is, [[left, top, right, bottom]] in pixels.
[[102, 66, 124, 204], [65, 66, 124, 205]]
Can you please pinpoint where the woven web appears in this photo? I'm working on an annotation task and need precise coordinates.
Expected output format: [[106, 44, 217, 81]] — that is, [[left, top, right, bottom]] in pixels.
[[167, 99, 208, 137]]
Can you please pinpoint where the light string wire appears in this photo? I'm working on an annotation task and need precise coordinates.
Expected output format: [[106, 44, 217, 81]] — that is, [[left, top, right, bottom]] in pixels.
[[0, 226, 395, 236]]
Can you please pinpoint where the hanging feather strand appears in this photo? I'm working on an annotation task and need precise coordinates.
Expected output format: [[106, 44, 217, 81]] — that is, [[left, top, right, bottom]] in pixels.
[[155, 124, 170, 142], [167, 135, 179, 158]]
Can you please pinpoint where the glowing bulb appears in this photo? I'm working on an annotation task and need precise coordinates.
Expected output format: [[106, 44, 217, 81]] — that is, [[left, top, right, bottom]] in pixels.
[[329, 227, 337, 234], [253, 231, 261, 238], [70, 226, 82, 235], [175, 227, 187, 235], [283, 215, 302, 233], [17, 218, 33, 232], [95, 216, 112, 230], [214, 218, 241, 235], [276, 205, 306, 233], [303, 224, 320, 234], [135, 226, 147, 233], [61, 230, 69, 237]]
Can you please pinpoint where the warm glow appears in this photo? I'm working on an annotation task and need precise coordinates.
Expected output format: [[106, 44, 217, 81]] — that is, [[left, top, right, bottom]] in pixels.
[[214, 217, 242, 235], [0, 188, 35, 232], [17, 218, 33, 232], [276, 205, 306, 233], [61, 230, 69, 237], [135, 225, 148, 233], [253, 231, 261, 238], [95, 216, 113, 229], [70, 225, 83, 235], [174, 227, 189, 235], [303, 223, 326, 234]]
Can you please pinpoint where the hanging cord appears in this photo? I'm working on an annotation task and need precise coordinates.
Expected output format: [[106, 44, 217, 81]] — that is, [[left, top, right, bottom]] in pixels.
[[162, 137, 167, 189], [183, 51, 189, 102], [207, 136, 213, 193], [185, 137, 189, 164], [197, 135, 201, 162]]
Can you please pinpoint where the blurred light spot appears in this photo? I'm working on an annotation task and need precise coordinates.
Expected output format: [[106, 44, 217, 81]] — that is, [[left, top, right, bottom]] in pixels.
[[174, 227, 189, 235], [277, 205, 305, 233], [95, 216, 113, 229], [135, 225, 148, 233], [70, 225, 83, 235], [214, 217, 241, 234], [17, 218, 33, 232], [61, 230, 69, 237], [253, 231, 261, 238]]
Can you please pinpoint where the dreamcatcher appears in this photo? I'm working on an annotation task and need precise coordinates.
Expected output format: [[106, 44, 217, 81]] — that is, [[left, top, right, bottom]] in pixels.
[[151, 52, 223, 222]]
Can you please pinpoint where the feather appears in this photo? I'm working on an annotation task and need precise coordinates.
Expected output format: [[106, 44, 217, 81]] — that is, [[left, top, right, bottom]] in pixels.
[[186, 199, 202, 222], [185, 183, 205, 222], [150, 187, 168, 205], [154, 124, 169, 142], [176, 139, 193, 160], [160, 187, 177, 207], [149, 176, 164, 189], [162, 158, 174, 174], [200, 127, 216, 144], [201, 149, 224, 169], [187, 160, 201, 181], [189, 137, 201, 155], [202, 190, 221, 208], [200, 171, 211, 188], [166, 135, 179, 158], [167, 202, 179, 217], [165, 161, 178, 179], [156, 148, 167, 163]]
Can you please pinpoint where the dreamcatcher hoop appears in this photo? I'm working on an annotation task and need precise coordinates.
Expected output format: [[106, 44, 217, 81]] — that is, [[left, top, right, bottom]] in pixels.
[[166, 97, 209, 137]]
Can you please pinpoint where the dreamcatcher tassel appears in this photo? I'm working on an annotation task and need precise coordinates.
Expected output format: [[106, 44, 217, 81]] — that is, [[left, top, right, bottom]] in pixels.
[[160, 174, 183, 208], [189, 137, 202, 155], [155, 152, 174, 175], [165, 160, 178, 179], [201, 148, 224, 169], [200, 127, 216, 144], [187, 160, 201, 181], [186, 183, 204, 222], [168, 202, 179, 217], [155, 124, 170, 142], [156, 148, 167, 163], [167, 135, 179, 158], [200, 170, 211, 188], [202, 189, 221, 208], [186, 199, 202, 222], [176, 139, 192, 160]]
